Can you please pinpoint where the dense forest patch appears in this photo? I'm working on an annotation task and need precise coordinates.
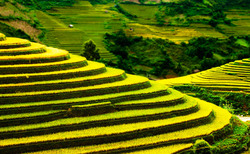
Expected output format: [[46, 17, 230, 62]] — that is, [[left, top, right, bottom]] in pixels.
[[102, 29, 249, 78]]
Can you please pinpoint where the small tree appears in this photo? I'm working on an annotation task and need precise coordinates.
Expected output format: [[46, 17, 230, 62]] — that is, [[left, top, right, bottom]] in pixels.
[[81, 40, 100, 61]]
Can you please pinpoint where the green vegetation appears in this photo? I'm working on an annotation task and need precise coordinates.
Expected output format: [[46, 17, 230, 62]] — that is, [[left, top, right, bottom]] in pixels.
[[0, 0, 44, 41], [19, 0, 245, 64], [114, 4, 138, 19], [192, 139, 213, 154], [152, 0, 249, 32], [103, 29, 176, 76], [212, 116, 250, 154], [103, 30, 249, 78], [15, 0, 76, 10], [81, 40, 100, 61], [184, 36, 250, 69], [35, 0, 123, 60], [173, 85, 250, 115], [0, 22, 32, 40], [89, 0, 114, 5], [0, 34, 248, 154], [120, 3, 158, 24], [0, 0, 249, 153]]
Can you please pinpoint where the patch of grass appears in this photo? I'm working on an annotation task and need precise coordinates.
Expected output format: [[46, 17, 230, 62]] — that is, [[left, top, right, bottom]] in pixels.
[[120, 4, 159, 24], [129, 143, 194, 154], [236, 39, 249, 48], [115, 88, 186, 110], [0, 81, 168, 113]]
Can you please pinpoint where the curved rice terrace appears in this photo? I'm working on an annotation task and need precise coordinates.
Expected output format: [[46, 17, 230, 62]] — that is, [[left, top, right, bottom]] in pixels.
[[158, 57, 250, 93], [0, 33, 249, 153]]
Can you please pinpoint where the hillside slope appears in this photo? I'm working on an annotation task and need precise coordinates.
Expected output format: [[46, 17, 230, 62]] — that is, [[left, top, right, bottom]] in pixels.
[[36, 0, 121, 60], [0, 33, 249, 153], [0, 1, 43, 41], [158, 57, 250, 93]]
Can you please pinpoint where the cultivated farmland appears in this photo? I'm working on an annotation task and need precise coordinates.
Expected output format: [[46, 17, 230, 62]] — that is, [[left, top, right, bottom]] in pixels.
[[36, 0, 125, 61], [0, 33, 248, 153], [158, 57, 250, 93]]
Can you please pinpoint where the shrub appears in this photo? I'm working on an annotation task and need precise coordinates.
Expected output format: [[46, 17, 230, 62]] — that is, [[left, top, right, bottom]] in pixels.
[[193, 139, 212, 154], [81, 40, 100, 61]]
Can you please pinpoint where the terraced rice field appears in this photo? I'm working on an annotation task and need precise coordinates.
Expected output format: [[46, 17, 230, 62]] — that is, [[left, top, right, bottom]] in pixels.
[[0, 33, 248, 153], [220, 9, 250, 36], [36, 0, 249, 62], [118, 4, 227, 43], [158, 58, 250, 93], [36, 0, 123, 61]]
